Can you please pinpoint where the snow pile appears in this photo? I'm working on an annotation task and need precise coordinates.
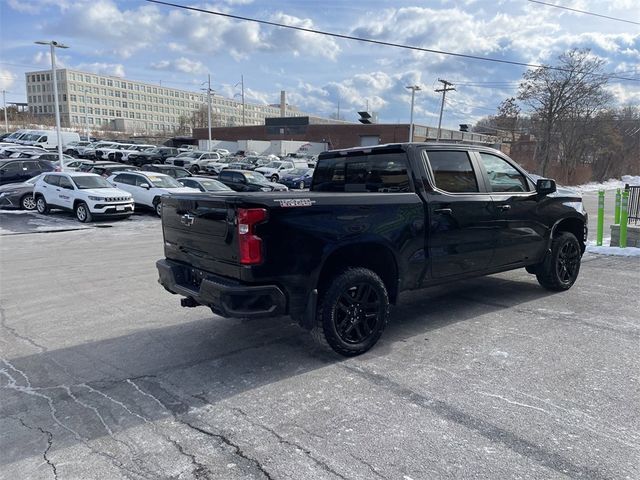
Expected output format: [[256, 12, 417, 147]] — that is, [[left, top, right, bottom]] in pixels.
[[586, 245, 640, 257], [586, 238, 640, 257], [570, 175, 640, 193]]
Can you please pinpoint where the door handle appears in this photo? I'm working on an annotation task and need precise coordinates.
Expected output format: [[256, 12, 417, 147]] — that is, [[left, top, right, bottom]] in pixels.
[[497, 205, 511, 211], [434, 208, 452, 215]]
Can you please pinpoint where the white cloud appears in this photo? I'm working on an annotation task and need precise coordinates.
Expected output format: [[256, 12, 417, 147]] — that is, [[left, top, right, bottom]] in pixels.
[[0, 70, 17, 91], [151, 57, 207, 75], [75, 63, 125, 77]]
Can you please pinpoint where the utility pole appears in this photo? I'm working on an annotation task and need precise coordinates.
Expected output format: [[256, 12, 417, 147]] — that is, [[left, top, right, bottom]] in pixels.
[[405, 85, 421, 142], [435, 79, 455, 141], [2, 90, 8, 133]]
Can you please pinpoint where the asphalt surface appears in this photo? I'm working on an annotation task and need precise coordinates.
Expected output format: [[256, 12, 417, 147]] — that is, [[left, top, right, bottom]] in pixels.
[[1, 202, 639, 480]]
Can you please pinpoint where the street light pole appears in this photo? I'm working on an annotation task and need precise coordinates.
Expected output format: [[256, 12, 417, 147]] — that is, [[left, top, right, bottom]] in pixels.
[[240, 75, 245, 126], [405, 85, 421, 142], [84, 88, 89, 141], [2, 90, 8, 133], [207, 74, 212, 149], [35, 40, 69, 170]]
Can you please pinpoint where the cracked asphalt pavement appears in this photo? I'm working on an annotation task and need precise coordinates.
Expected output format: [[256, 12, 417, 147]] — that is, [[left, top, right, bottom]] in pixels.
[[0, 214, 638, 479]]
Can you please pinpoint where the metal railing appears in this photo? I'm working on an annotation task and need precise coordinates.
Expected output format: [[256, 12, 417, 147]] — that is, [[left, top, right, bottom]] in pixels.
[[627, 185, 640, 225]]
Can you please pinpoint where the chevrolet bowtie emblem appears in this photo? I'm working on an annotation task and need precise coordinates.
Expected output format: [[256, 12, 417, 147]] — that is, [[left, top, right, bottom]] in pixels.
[[180, 213, 195, 226]]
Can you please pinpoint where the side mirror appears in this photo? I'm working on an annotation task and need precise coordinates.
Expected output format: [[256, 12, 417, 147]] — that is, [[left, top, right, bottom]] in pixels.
[[140, 183, 150, 189], [536, 178, 556, 196]]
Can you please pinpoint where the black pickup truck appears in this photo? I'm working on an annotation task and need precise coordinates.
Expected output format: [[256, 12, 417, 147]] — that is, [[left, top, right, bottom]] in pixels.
[[157, 143, 587, 356]]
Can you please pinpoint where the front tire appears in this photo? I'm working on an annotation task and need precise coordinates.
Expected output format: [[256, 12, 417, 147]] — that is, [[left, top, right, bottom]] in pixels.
[[270, 174, 278, 183], [190, 165, 200, 174], [535, 232, 582, 291], [36, 195, 49, 214], [153, 197, 162, 217], [312, 267, 389, 356], [75, 202, 92, 223], [21, 194, 36, 210]]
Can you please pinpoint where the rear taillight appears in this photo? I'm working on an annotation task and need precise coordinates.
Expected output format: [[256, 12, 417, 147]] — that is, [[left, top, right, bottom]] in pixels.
[[237, 208, 267, 265]]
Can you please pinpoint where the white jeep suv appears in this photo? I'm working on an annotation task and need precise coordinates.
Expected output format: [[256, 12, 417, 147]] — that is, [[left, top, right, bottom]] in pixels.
[[107, 171, 197, 216], [33, 172, 134, 222]]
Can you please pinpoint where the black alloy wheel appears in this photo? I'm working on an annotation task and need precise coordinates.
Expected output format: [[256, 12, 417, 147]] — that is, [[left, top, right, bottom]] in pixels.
[[333, 283, 382, 344], [536, 232, 582, 291], [312, 267, 389, 356]]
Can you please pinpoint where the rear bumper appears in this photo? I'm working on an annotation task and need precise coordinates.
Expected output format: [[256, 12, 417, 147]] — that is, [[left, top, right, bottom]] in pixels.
[[156, 258, 286, 318]]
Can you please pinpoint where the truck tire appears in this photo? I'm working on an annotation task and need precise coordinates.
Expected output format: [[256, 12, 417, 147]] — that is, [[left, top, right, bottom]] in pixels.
[[535, 232, 581, 291], [312, 267, 389, 356], [190, 165, 200, 173]]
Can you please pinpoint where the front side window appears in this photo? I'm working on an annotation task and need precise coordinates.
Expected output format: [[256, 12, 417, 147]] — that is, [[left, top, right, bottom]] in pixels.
[[425, 151, 479, 193], [479, 153, 529, 193], [59, 176, 74, 189]]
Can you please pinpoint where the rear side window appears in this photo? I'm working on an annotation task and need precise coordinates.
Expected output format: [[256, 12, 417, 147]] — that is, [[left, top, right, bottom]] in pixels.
[[44, 175, 60, 186], [313, 151, 411, 193], [113, 173, 135, 185], [425, 151, 479, 193]]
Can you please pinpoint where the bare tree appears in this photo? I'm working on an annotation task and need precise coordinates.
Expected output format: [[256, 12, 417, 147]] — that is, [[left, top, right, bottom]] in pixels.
[[518, 49, 612, 177], [495, 97, 521, 143]]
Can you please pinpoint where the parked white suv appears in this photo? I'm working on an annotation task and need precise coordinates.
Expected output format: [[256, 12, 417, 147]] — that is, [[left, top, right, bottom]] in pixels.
[[164, 151, 221, 173], [254, 160, 300, 182], [34, 172, 134, 222], [107, 171, 197, 216]]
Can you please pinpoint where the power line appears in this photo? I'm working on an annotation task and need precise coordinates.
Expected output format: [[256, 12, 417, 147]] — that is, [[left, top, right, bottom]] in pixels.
[[527, 0, 640, 26], [144, 0, 640, 82]]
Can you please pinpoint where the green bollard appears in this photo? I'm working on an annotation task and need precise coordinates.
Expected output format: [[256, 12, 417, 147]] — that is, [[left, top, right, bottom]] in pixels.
[[619, 190, 629, 248], [597, 189, 604, 246], [614, 188, 621, 224]]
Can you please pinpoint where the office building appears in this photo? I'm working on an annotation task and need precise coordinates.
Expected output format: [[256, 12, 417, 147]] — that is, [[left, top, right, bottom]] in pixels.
[[25, 68, 313, 134]]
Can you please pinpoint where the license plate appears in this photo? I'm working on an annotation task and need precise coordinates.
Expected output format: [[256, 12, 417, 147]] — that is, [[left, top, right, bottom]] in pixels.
[[116, 206, 125, 211]]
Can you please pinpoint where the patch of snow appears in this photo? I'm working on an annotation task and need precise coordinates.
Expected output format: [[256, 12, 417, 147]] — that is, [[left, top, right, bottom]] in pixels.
[[570, 175, 640, 193], [586, 245, 640, 257]]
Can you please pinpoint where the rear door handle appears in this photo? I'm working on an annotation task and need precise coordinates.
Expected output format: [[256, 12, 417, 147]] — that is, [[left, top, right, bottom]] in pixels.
[[497, 205, 511, 211], [434, 208, 452, 215]]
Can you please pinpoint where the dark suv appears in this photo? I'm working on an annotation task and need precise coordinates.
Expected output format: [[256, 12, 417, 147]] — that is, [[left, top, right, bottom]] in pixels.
[[127, 147, 180, 166], [0, 159, 55, 185]]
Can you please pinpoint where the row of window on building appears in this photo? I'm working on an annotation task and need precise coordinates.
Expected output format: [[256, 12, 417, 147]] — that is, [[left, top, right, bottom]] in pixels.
[[29, 71, 204, 102]]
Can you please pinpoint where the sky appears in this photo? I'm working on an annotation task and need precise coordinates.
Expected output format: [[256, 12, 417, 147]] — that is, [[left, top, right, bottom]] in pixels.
[[0, 0, 639, 129]]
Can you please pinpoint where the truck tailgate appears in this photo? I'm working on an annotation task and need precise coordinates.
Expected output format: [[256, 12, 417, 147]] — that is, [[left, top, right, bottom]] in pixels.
[[161, 194, 240, 278]]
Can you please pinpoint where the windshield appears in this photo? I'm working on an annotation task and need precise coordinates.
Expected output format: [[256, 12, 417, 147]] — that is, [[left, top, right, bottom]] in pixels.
[[289, 168, 311, 176], [177, 152, 197, 158], [244, 172, 270, 185], [26, 174, 45, 185], [147, 175, 181, 188], [198, 179, 230, 191], [71, 175, 113, 189], [264, 161, 282, 169]]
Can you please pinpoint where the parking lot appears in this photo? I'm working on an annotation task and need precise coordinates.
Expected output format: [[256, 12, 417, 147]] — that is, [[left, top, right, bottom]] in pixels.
[[1, 194, 639, 480]]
